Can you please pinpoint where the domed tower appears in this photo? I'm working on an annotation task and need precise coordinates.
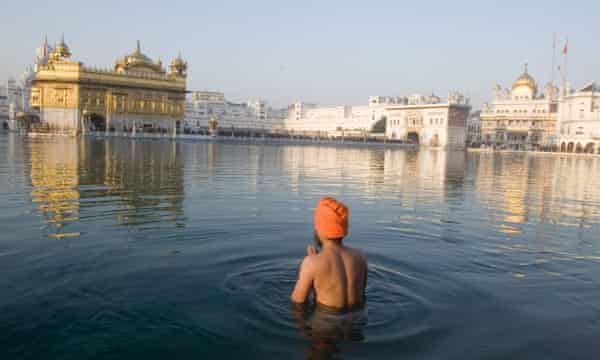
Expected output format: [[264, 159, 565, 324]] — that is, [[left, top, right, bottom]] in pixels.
[[114, 41, 165, 74], [511, 62, 537, 100], [49, 34, 72, 63], [169, 52, 187, 78]]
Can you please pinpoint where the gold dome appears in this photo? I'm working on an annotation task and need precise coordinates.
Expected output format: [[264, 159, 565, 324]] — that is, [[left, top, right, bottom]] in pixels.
[[114, 41, 164, 74], [512, 63, 537, 91], [49, 35, 72, 62], [169, 51, 187, 77]]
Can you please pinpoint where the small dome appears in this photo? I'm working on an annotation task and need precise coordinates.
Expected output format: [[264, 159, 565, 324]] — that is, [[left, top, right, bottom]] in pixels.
[[49, 35, 72, 61], [170, 51, 186, 67], [169, 51, 187, 77], [512, 63, 537, 91]]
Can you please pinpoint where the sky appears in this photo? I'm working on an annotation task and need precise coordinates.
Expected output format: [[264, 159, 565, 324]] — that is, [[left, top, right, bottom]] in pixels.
[[0, 0, 597, 108]]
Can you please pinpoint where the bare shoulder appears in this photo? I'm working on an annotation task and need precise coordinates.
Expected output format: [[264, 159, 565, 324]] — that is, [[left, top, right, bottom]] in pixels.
[[344, 246, 367, 264]]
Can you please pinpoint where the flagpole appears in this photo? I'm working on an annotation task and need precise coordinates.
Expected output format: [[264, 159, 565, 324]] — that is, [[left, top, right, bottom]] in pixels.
[[551, 33, 556, 87], [562, 36, 568, 92]]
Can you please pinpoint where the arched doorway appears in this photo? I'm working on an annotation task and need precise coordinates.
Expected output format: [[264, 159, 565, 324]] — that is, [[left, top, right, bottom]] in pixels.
[[575, 143, 583, 153], [429, 133, 440, 147], [89, 114, 106, 131], [560, 142, 566, 152], [567, 142, 574, 153], [585, 143, 595, 153], [407, 132, 419, 144]]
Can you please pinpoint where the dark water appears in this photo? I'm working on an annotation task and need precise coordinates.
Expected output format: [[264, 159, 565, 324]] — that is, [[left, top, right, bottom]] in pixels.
[[1, 134, 599, 359]]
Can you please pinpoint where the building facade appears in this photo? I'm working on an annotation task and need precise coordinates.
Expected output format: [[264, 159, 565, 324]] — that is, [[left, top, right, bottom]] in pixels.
[[184, 91, 285, 134], [480, 64, 558, 150], [283, 96, 401, 136], [467, 110, 481, 145], [556, 82, 600, 153], [385, 92, 471, 148], [30, 39, 187, 134]]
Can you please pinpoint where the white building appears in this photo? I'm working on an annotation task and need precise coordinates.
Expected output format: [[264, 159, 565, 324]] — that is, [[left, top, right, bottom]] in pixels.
[[184, 91, 285, 134], [556, 82, 600, 153], [480, 64, 558, 149], [283, 96, 406, 136], [385, 92, 471, 148], [2, 37, 51, 130]]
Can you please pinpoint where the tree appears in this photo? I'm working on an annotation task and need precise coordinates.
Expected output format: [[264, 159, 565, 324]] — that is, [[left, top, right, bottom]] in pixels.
[[371, 116, 386, 133]]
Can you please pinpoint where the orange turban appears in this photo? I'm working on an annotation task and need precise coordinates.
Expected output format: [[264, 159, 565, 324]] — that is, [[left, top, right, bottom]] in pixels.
[[314, 197, 349, 239]]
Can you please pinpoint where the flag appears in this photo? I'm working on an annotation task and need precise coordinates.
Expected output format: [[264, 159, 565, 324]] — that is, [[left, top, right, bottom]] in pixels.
[[562, 39, 568, 55]]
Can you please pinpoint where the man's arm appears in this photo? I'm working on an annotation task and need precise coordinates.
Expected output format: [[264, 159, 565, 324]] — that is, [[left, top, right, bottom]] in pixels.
[[290, 255, 315, 304]]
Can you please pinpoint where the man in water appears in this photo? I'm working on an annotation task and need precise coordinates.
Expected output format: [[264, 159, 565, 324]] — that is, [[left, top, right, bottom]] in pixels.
[[291, 197, 367, 311]]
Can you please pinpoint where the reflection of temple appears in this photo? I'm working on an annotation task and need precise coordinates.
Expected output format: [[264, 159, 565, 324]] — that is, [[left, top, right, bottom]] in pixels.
[[29, 138, 82, 238], [474, 153, 600, 234], [27, 138, 185, 236], [30, 37, 187, 135]]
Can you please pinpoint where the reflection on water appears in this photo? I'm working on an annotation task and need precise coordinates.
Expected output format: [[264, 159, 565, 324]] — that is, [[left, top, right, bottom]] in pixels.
[[29, 140, 82, 238], [291, 304, 366, 359], [1, 134, 600, 359], [26, 137, 185, 237]]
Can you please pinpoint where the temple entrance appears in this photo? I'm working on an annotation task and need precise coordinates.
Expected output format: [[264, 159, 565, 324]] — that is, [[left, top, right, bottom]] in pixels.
[[407, 132, 419, 144], [560, 142, 566, 152], [575, 143, 583, 153], [89, 114, 106, 132], [429, 134, 440, 147], [567, 142, 574, 153]]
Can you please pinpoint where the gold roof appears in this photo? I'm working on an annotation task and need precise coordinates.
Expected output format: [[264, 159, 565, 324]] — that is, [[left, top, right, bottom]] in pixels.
[[512, 63, 537, 91], [115, 41, 164, 74]]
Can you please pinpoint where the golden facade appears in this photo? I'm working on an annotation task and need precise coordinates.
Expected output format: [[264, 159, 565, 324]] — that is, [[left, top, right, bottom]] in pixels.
[[30, 39, 187, 134]]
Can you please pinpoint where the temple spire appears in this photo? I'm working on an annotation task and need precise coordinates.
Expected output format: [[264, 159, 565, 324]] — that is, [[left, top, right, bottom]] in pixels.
[[524, 61, 529, 74], [136, 40, 141, 54], [42, 34, 48, 57]]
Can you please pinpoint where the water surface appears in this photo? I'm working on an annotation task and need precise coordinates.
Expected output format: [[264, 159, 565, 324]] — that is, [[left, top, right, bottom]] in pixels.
[[1, 134, 599, 359]]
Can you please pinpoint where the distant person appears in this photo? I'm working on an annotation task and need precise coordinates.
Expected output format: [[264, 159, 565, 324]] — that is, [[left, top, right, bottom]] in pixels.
[[291, 197, 367, 311]]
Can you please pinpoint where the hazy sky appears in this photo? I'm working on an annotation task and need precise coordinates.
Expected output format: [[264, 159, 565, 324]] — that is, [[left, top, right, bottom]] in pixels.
[[1, 0, 597, 108]]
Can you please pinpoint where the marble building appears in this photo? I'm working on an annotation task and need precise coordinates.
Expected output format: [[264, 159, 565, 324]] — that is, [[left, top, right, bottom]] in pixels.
[[480, 64, 558, 149], [385, 92, 471, 148], [184, 91, 285, 134], [556, 82, 600, 153]]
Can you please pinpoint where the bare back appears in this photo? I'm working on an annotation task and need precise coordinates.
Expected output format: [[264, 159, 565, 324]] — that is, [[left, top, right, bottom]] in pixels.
[[291, 244, 367, 310]]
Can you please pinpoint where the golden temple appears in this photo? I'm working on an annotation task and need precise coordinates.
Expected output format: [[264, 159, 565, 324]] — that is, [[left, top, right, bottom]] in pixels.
[[30, 38, 187, 135]]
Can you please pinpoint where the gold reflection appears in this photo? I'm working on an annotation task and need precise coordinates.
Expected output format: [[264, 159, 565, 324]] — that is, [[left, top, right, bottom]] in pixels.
[[29, 138, 82, 238], [475, 153, 600, 235], [27, 137, 185, 234]]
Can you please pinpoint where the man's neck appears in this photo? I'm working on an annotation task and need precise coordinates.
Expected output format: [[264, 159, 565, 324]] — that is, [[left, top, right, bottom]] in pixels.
[[321, 239, 343, 250]]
